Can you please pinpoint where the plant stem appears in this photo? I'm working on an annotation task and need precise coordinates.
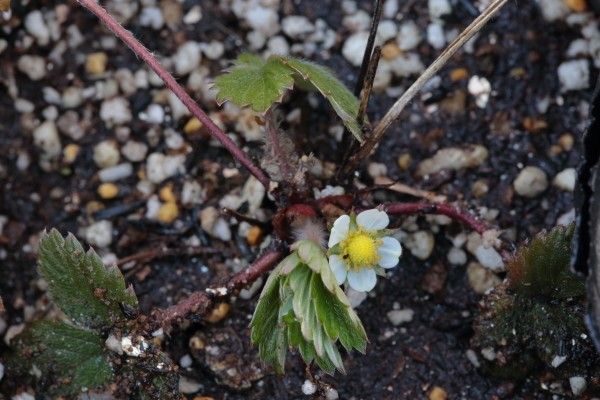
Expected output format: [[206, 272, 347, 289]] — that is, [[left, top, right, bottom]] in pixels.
[[342, 0, 508, 176], [151, 249, 284, 327], [76, 0, 271, 189]]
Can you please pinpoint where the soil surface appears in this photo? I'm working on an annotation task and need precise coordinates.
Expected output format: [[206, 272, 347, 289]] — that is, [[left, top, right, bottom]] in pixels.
[[0, 0, 597, 398]]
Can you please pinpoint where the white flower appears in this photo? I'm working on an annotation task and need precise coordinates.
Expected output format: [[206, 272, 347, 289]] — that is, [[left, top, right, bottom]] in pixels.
[[327, 209, 402, 292]]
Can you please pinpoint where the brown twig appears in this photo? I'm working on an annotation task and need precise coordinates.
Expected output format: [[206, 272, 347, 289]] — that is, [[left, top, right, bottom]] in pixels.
[[374, 176, 447, 203], [354, 0, 383, 96], [357, 46, 381, 124], [221, 208, 270, 228], [76, 0, 271, 189], [342, 0, 508, 176], [151, 248, 285, 327]]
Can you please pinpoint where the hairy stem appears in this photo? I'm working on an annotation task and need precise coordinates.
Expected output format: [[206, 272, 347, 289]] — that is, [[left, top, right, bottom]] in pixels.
[[342, 0, 508, 175], [76, 0, 271, 189], [151, 249, 284, 327]]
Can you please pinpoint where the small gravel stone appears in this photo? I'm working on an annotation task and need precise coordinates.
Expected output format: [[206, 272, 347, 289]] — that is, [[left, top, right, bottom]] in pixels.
[[342, 31, 369, 66], [245, 6, 280, 37], [468, 76, 492, 108], [404, 230, 435, 260], [558, 59, 590, 92], [212, 218, 232, 241], [282, 16, 315, 39], [397, 21, 421, 51], [24, 10, 50, 46], [417, 145, 488, 177], [302, 380, 317, 395], [93, 140, 120, 168], [121, 140, 148, 162], [267, 36, 290, 55], [513, 166, 548, 197], [467, 262, 501, 294], [242, 176, 266, 213], [98, 163, 133, 182], [388, 52, 425, 77], [538, 0, 570, 21], [139, 6, 164, 30], [200, 40, 225, 60], [427, 22, 446, 49], [447, 247, 467, 265], [179, 354, 193, 368], [387, 308, 414, 326], [377, 20, 397, 42], [100, 97, 132, 125], [553, 167, 576, 191], [474, 245, 504, 271], [428, 0, 452, 19], [17, 55, 46, 81], [173, 41, 201, 75], [569, 376, 587, 396], [551, 354, 567, 368], [33, 121, 61, 160], [179, 375, 202, 394], [61, 86, 83, 108], [85, 220, 113, 247], [183, 5, 202, 24], [105, 334, 123, 354], [367, 162, 387, 178], [181, 180, 204, 205], [146, 153, 186, 184], [86, 52, 108, 75]]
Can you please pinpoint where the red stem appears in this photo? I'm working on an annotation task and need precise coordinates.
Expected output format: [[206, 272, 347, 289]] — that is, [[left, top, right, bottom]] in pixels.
[[76, 0, 270, 189], [152, 249, 284, 327]]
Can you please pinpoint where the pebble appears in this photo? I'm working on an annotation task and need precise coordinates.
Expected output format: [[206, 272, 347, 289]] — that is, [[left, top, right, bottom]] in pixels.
[[553, 167, 576, 191], [447, 247, 467, 265], [381, 42, 401, 60], [139, 6, 164, 30], [179, 376, 202, 394], [301, 380, 317, 395], [513, 166, 548, 197], [181, 180, 204, 205], [15, 99, 35, 113], [245, 6, 280, 37], [85, 52, 108, 75], [342, 31, 369, 66], [564, 0, 586, 12], [206, 302, 230, 323], [24, 10, 50, 46], [403, 230, 435, 260], [11, 393, 35, 400], [180, 354, 193, 369], [397, 21, 421, 51], [558, 59, 590, 92], [242, 176, 266, 213], [98, 163, 133, 182], [377, 20, 397, 42], [387, 53, 425, 77], [468, 76, 492, 108], [343, 10, 370, 32], [157, 202, 179, 223], [367, 162, 387, 178], [121, 140, 148, 162], [61, 86, 83, 108], [267, 35, 290, 55], [33, 121, 61, 160], [417, 145, 488, 177], [183, 5, 202, 24], [146, 153, 186, 184], [17, 55, 47, 81], [212, 218, 232, 241], [427, 22, 446, 49], [569, 376, 587, 396], [387, 308, 414, 326], [200, 41, 225, 60], [85, 220, 113, 248], [93, 140, 120, 168], [100, 97, 132, 125], [174, 41, 201, 76], [168, 91, 190, 120], [105, 334, 123, 354], [428, 387, 448, 400], [62, 144, 80, 163], [140, 104, 165, 124], [551, 354, 567, 368], [538, 0, 570, 21], [245, 226, 263, 246], [428, 0, 452, 19], [282, 16, 315, 39], [467, 262, 501, 294], [474, 245, 504, 271], [184, 117, 203, 134], [98, 183, 119, 199]]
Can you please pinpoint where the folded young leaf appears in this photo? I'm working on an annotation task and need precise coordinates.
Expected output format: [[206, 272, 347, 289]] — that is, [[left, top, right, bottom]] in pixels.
[[274, 56, 364, 142], [12, 320, 113, 395], [214, 53, 295, 113], [38, 229, 138, 329]]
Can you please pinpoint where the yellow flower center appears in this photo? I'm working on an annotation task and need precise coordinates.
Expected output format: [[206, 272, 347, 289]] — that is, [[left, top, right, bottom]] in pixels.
[[342, 231, 380, 268]]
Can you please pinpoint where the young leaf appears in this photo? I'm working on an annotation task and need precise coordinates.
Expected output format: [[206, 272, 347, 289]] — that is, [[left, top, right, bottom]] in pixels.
[[507, 224, 584, 299], [274, 56, 364, 142], [38, 229, 138, 329], [214, 53, 295, 113], [12, 321, 113, 394]]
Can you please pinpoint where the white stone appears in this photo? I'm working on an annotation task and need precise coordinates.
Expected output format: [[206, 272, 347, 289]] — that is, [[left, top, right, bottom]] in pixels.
[[181, 180, 204, 205], [200, 41, 225, 60], [377, 20, 398, 42], [514, 166, 548, 197], [428, 0, 452, 19], [467, 262, 501, 293], [342, 31, 370, 66], [447, 247, 467, 265], [17, 55, 46, 81], [282, 16, 315, 39], [98, 163, 133, 182], [384, 0, 399, 18], [11, 393, 35, 400], [551, 354, 567, 368], [558, 208, 576, 226], [302, 380, 317, 395], [403, 230, 435, 260], [558, 59, 590, 92], [24, 10, 50, 46], [468, 75, 491, 108], [343, 10, 371, 32], [33, 121, 61, 160], [417, 145, 488, 176], [267, 36, 290, 55], [245, 6, 280, 37], [61, 86, 83, 108], [242, 176, 266, 213], [121, 140, 148, 162], [179, 376, 202, 394], [474, 246, 504, 271], [173, 41, 201, 76], [105, 334, 123, 354], [367, 162, 387, 178], [538, 0, 569, 22], [146, 153, 186, 184], [569, 376, 587, 396], [427, 22, 446, 49], [397, 21, 421, 51], [553, 168, 576, 191], [15, 99, 35, 113], [466, 349, 480, 367], [183, 5, 202, 24], [139, 7, 164, 30], [388, 52, 424, 77], [100, 97, 132, 125], [179, 354, 193, 368], [387, 308, 414, 326], [481, 347, 496, 361], [212, 218, 232, 241], [93, 141, 120, 168], [139, 104, 165, 124], [168, 91, 190, 120], [85, 220, 113, 248], [324, 387, 339, 400]]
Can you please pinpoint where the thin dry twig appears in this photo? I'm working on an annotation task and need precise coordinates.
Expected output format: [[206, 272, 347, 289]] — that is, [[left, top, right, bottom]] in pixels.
[[342, 0, 508, 175], [354, 0, 384, 96], [358, 46, 381, 124], [76, 0, 271, 189], [374, 176, 447, 203]]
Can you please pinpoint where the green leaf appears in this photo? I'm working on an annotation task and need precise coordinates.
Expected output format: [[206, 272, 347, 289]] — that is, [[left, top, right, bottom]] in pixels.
[[507, 224, 584, 299], [250, 274, 287, 373], [214, 53, 295, 113], [13, 321, 113, 394], [274, 56, 364, 142]]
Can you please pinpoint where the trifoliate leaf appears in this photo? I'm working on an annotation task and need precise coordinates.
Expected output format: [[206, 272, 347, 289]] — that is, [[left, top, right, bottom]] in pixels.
[[38, 229, 138, 329], [12, 321, 113, 395], [507, 224, 584, 299], [274, 56, 364, 142], [214, 53, 295, 113]]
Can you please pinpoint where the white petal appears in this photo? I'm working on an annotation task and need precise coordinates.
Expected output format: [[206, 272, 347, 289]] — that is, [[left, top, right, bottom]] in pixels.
[[347, 268, 377, 292], [329, 255, 348, 285], [328, 214, 350, 248], [378, 237, 402, 269], [356, 209, 389, 231]]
